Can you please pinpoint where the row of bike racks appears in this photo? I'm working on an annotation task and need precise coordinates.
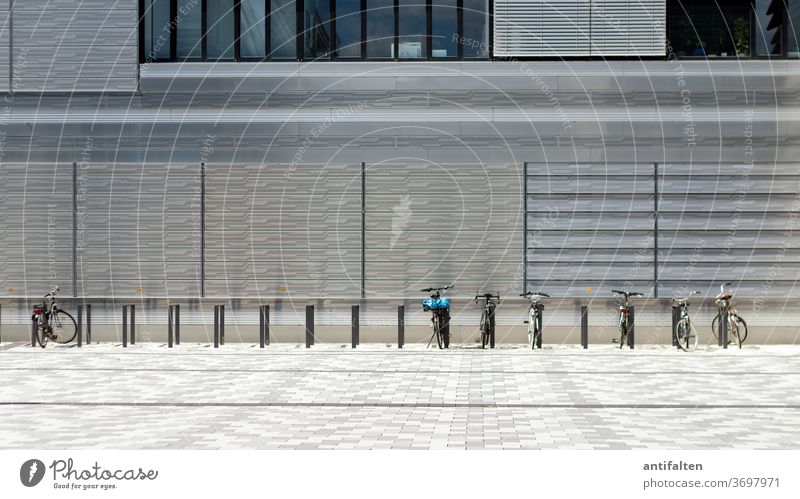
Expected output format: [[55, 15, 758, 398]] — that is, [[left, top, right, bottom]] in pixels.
[[17, 302, 732, 350]]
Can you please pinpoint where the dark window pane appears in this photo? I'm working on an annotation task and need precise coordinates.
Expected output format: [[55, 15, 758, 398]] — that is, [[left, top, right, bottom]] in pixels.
[[336, 0, 361, 57], [790, 0, 800, 57], [143, 0, 172, 60], [177, 0, 202, 58], [462, 0, 489, 58], [431, 0, 457, 57], [208, 0, 235, 59], [399, 0, 425, 58], [754, 0, 782, 56], [304, 0, 331, 58], [667, 0, 750, 57], [271, 0, 297, 59], [241, 0, 266, 58], [366, 0, 393, 58]]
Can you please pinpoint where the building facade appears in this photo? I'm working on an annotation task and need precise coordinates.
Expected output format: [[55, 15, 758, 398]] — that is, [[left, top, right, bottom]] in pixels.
[[1, 0, 799, 343]]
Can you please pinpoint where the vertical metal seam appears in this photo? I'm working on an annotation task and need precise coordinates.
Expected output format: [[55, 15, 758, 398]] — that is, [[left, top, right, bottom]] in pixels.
[[8, 0, 12, 90], [361, 162, 366, 299], [200, 162, 206, 297], [522, 162, 528, 293], [653, 162, 659, 298], [72, 162, 78, 297]]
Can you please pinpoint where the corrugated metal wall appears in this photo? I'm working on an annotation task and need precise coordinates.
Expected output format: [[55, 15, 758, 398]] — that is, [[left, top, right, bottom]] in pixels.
[[10, 0, 138, 91]]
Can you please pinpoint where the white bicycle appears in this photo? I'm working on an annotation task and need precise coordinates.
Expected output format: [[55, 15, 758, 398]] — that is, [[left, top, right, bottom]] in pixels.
[[521, 291, 549, 349]]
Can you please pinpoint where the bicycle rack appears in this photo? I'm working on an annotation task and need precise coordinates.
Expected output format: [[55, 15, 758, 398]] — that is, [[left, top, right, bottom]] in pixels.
[[671, 306, 679, 348], [627, 306, 635, 349], [721, 309, 729, 349], [168, 304, 180, 348], [31, 315, 37, 347], [351, 305, 359, 348], [77, 304, 91, 347], [213, 305, 225, 348], [580, 306, 588, 349], [305, 305, 314, 348], [536, 305, 543, 349], [259, 305, 269, 348], [122, 305, 135, 347], [397, 305, 404, 349], [489, 306, 496, 349]]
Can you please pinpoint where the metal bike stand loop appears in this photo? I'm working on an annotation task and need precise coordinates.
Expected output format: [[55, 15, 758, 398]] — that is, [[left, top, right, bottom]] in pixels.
[[627, 306, 635, 349], [259, 305, 270, 348], [351, 305, 359, 348], [721, 309, 729, 349], [671, 306, 679, 348], [214, 305, 225, 348], [398, 305, 404, 349], [168, 304, 181, 348], [305, 305, 314, 348], [77, 304, 92, 346], [31, 315, 37, 347], [580, 306, 589, 349], [122, 305, 135, 347]]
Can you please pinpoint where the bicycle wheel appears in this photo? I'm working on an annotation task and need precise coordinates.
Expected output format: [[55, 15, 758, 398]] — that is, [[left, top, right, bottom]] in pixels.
[[676, 319, 698, 352], [527, 307, 536, 349], [534, 313, 543, 349], [434, 315, 444, 349], [619, 322, 627, 349], [711, 314, 721, 341], [729, 319, 742, 349], [480, 310, 490, 349], [36, 318, 48, 348], [733, 315, 748, 345], [50, 310, 77, 344]]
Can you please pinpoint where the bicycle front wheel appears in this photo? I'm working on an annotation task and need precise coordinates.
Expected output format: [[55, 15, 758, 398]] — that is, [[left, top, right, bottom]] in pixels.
[[36, 318, 48, 348], [480, 311, 490, 349], [50, 310, 77, 344], [676, 319, 698, 352], [434, 315, 444, 349], [733, 315, 748, 345]]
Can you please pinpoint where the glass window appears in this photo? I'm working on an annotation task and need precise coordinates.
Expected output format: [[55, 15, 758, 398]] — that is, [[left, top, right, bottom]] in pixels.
[[398, 0, 426, 58], [667, 0, 750, 57], [177, 0, 202, 58], [207, 0, 236, 59], [462, 0, 489, 58], [754, 0, 782, 56], [790, 0, 800, 57], [241, 0, 266, 58], [336, 0, 362, 57], [366, 0, 394, 58], [143, 0, 172, 60], [271, 0, 297, 59], [304, 0, 331, 59], [431, 0, 457, 57]]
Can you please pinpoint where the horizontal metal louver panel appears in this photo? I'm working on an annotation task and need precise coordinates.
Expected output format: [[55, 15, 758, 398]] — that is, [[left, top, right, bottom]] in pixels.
[[494, 0, 665, 58]]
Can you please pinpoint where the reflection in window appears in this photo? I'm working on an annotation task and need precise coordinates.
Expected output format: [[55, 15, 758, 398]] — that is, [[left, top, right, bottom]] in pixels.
[[336, 0, 362, 57], [755, 0, 783, 56], [399, 0, 426, 58], [790, 0, 800, 57], [432, 0, 457, 57], [305, 0, 331, 58], [143, 0, 172, 60], [462, 0, 489, 58], [271, 0, 297, 59], [366, 0, 394, 58], [667, 0, 750, 57], [241, 0, 266, 58], [207, 0, 235, 59], [176, 0, 202, 58]]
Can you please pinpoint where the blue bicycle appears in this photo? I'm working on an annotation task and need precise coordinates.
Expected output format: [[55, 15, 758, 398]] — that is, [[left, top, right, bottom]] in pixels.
[[422, 285, 453, 349]]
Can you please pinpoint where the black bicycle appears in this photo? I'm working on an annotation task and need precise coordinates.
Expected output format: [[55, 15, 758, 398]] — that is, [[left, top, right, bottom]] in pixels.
[[32, 286, 77, 347], [673, 291, 700, 352], [711, 282, 748, 348], [475, 292, 499, 349], [521, 291, 549, 349], [422, 285, 453, 349], [612, 290, 642, 349]]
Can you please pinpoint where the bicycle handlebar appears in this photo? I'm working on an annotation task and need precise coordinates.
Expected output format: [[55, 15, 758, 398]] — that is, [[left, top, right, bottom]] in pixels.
[[520, 291, 550, 298], [612, 290, 643, 297], [420, 285, 453, 293], [474, 292, 499, 301]]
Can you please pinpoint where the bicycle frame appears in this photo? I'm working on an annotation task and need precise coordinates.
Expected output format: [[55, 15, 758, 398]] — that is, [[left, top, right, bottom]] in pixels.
[[475, 292, 499, 349], [422, 285, 453, 349], [521, 292, 548, 349], [612, 290, 642, 349]]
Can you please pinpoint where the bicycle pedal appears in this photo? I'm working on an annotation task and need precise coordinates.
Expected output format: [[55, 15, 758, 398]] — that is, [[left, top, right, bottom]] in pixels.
[[611, 338, 619, 343]]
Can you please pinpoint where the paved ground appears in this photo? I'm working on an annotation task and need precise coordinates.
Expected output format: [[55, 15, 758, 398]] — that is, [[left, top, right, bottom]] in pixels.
[[1, 342, 799, 449]]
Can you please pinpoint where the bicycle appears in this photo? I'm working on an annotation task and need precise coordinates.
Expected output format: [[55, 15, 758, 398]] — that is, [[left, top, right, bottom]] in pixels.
[[521, 291, 549, 349], [32, 286, 77, 348], [711, 282, 748, 348], [612, 290, 642, 349], [673, 291, 700, 352], [422, 285, 453, 349], [474, 292, 499, 349]]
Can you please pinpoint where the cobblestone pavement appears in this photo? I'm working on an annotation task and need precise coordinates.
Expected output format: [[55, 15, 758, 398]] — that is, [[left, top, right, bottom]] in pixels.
[[1, 342, 798, 449]]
